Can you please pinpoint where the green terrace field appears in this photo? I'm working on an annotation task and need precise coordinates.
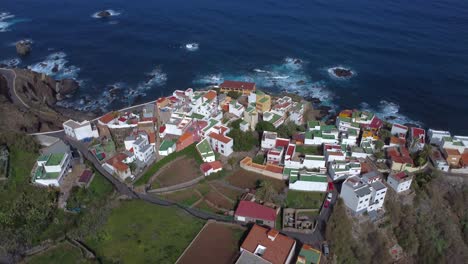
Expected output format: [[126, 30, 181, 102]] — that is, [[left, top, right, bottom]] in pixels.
[[25, 242, 96, 264], [86, 200, 205, 264], [285, 190, 325, 209]]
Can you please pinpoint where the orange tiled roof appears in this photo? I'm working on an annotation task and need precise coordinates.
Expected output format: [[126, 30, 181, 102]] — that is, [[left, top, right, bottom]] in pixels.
[[100, 112, 116, 124], [208, 132, 232, 144], [241, 225, 295, 264], [204, 90, 217, 101], [445, 148, 460, 156]]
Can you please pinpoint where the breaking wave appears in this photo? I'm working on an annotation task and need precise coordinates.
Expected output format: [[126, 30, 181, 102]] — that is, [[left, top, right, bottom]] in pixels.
[[360, 100, 422, 126], [0, 12, 29, 32], [194, 57, 335, 107], [28, 52, 80, 80], [184, 43, 199, 51], [327, 66, 355, 79], [0, 57, 21, 68]]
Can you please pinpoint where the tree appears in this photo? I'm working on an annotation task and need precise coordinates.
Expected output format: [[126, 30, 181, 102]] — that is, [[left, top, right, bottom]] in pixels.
[[379, 129, 392, 143], [255, 121, 276, 134], [227, 129, 257, 151], [374, 140, 385, 151], [227, 91, 241, 99], [255, 180, 276, 203]]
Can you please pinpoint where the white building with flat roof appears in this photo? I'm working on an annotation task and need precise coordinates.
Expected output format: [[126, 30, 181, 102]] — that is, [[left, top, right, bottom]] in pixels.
[[427, 129, 451, 146], [341, 176, 387, 213], [387, 171, 413, 193], [63, 119, 99, 141]]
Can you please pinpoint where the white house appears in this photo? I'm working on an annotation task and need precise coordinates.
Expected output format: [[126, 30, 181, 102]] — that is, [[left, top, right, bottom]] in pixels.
[[267, 147, 284, 165], [240, 120, 249, 132], [263, 111, 286, 128], [336, 116, 360, 132], [289, 102, 304, 125], [341, 176, 387, 214], [158, 140, 176, 156], [391, 124, 409, 139], [63, 119, 99, 141], [430, 148, 450, 172], [165, 113, 192, 136], [133, 134, 154, 163], [200, 161, 223, 176], [229, 100, 245, 117], [328, 160, 361, 181], [324, 144, 347, 162], [387, 171, 413, 193], [409, 127, 426, 152], [207, 125, 234, 157], [196, 138, 216, 162], [287, 169, 328, 192], [340, 130, 359, 146], [304, 124, 339, 146], [33, 152, 71, 187], [440, 135, 468, 154], [261, 131, 278, 150]]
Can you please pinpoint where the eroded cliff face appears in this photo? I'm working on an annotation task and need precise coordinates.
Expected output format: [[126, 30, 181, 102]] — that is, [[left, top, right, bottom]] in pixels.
[[13, 69, 79, 106], [0, 69, 94, 133]]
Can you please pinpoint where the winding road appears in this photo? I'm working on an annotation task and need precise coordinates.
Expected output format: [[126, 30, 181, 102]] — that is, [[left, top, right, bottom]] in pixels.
[[0, 68, 30, 109]]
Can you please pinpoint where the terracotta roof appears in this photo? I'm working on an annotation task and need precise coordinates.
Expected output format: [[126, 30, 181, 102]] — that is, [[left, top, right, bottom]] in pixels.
[[241, 224, 295, 264], [445, 148, 460, 156], [220, 80, 256, 91], [235, 201, 277, 221], [208, 131, 232, 144], [411, 127, 425, 143], [148, 132, 156, 144], [275, 138, 290, 148], [100, 112, 115, 124], [177, 132, 193, 144], [461, 153, 468, 166], [204, 90, 217, 101], [106, 153, 129, 172], [265, 164, 283, 174]]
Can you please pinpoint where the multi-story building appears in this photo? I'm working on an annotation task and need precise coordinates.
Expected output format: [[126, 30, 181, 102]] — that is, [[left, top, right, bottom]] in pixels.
[[430, 148, 449, 172], [63, 119, 99, 140], [387, 171, 413, 193], [287, 169, 328, 192], [255, 90, 272, 113], [341, 176, 387, 213], [132, 134, 154, 163], [207, 125, 234, 157], [427, 129, 450, 146], [33, 151, 72, 187], [328, 160, 361, 181], [263, 110, 286, 128], [243, 105, 259, 131], [304, 122, 339, 145], [229, 100, 245, 117], [220, 80, 256, 95], [289, 102, 304, 125], [409, 127, 426, 152], [391, 124, 408, 139]]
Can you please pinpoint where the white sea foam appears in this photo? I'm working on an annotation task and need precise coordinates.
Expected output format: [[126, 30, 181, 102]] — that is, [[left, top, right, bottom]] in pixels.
[[92, 9, 122, 18], [360, 100, 422, 125], [0, 12, 29, 32], [194, 57, 335, 107], [185, 43, 199, 51], [0, 57, 21, 67], [125, 67, 168, 104], [28, 52, 80, 80]]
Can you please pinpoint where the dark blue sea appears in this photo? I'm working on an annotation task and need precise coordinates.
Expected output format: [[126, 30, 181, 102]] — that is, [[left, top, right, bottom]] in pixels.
[[1, 0, 468, 133]]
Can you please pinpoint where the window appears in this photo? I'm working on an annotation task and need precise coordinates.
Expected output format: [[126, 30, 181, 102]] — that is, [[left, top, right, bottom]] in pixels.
[[256, 219, 264, 225], [221, 150, 224, 154]]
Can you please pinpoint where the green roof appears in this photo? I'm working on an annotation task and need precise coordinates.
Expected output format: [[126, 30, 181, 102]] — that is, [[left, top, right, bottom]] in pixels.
[[37, 155, 49, 162], [265, 112, 282, 125], [453, 141, 464, 146], [45, 153, 65, 166], [34, 167, 61, 180], [308, 120, 320, 128], [259, 96, 269, 103], [443, 136, 453, 142], [246, 106, 255, 113], [305, 131, 313, 139], [338, 116, 352, 123], [159, 140, 175, 151], [297, 246, 321, 264], [240, 120, 248, 126], [304, 155, 324, 161], [203, 119, 218, 132], [300, 175, 328, 182], [197, 139, 214, 157], [322, 134, 336, 140], [191, 113, 205, 120]]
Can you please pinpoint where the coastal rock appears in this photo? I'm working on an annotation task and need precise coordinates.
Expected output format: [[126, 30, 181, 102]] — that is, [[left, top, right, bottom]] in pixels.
[[294, 59, 303, 65], [96, 10, 111, 18], [57, 79, 79, 95], [52, 64, 59, 73], [15, 40, 32, 56], [296, 80, 306, 85], [332, 67, 353, 78]]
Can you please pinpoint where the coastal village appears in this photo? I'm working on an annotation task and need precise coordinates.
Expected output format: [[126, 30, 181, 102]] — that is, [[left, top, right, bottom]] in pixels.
[[17, 79, 468, 263]]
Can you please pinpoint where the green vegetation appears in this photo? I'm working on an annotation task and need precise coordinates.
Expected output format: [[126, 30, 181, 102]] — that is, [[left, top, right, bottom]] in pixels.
[[135, 143, 203, 186], [252, 154, 265, 164], [295, 145, 321, 155], [326, 200, 391, 264], [227, 128, 257, 152], [25, 242, 95, 264], [255, 180, 278, 203], [66, 172, 114, 211], [227, 91, 241, 99], [378, 129, 392, 144], [276, 122, 305, 138], [285, 190, 324, 209], [384, 175, 468, 263], [86, 200, 204, 264], [255, 121, 276, 134]]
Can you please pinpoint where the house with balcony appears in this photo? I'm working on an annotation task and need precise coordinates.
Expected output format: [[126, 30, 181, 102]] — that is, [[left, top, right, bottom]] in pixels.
[[207, 125, 234, 157], [328, 160, 361, 181], [229, 100, 245, 117], [387, 171, 413, 193], [341, 176, 387, 214], [263, 111, 286, 128], [33, 152, 72, 187], [220, 80, 256, 95]]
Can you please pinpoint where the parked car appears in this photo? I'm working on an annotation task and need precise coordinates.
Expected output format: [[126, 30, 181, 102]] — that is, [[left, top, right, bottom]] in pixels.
[[323, 200, 330, 208], [327, 192, 333, 202], [327, 182, 334, 191], [323, 242, 330, 256]]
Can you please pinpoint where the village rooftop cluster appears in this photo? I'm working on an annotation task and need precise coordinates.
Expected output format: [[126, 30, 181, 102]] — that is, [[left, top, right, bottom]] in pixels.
[[27, 80, 468, 263]]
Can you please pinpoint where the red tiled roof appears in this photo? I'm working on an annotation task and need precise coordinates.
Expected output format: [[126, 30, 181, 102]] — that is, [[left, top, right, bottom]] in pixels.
[[78, 170, 93, 183], [241, 225, 295, 264], [286, 145, 295, 156], [393, 123, 408, 130], [235, 201, 277, 221], [265, 164, 283, 174], [445, 148, 460, 156], [159, 125, 166, 133], [148, 132, 156, 144], [411, 127, 425, 143], [200, 163, 212, 173], [100, 112, 115, 124], [275, 138, 290, 148], [461, 153, 468, 167], [220, 80, 256, 91], [208, 131, 232, 144], [204, 90, 217, 101], [106, 153, 129, 172]]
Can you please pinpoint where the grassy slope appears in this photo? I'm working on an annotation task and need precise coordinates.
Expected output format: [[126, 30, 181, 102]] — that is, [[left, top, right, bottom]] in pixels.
[[25, 242, 95, 264], [285, 190, 324, 209], [86, 200, 205, 264]]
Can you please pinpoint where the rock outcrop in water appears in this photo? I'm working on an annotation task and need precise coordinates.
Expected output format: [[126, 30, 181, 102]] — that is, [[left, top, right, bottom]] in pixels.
[[15, 40, 32, 56], [332, 67, 353, 78], [96, 10, 111, 18]]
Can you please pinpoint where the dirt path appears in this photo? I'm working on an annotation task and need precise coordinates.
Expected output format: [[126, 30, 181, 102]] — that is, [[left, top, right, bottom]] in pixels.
[[209, 182, 235, 203]]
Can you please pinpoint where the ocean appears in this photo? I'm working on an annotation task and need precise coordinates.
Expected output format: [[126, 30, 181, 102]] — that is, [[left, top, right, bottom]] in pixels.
[[1, 0, 468, 133]]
